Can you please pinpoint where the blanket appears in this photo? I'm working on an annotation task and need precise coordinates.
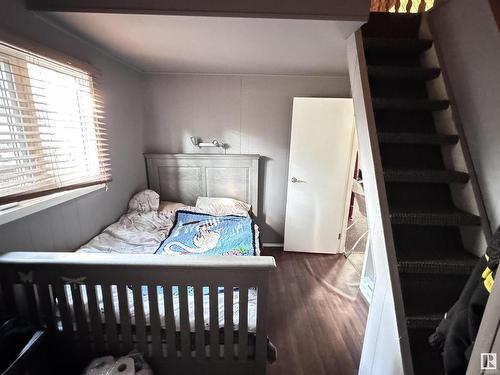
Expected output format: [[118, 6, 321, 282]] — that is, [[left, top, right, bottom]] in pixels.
[[78, 190, 173, 254], [155, 210, 256, 256]]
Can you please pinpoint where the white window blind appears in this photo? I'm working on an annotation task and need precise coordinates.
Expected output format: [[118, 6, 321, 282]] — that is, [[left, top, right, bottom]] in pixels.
[[0, 41, 110, 204]]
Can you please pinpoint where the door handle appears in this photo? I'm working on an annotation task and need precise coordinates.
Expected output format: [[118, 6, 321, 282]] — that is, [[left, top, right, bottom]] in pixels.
[[291, 177, 306, 183]]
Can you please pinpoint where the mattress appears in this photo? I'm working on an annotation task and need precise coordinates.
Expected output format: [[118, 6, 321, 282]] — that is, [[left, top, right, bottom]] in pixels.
[[64, 284, 258, 333]]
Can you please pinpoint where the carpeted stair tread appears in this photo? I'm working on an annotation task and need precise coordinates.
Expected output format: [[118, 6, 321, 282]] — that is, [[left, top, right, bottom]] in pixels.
[[392, 226, 467, 256], [384, 168, 469, 184], [386, 182, 455, 211], [398, 256, 478, 275], [362, 13, 422, 39], [392, 226, 477, 262], [368, 65, 441, 80], [372, 97, 450, 111], [406, 315, 442, 330], [407, 321, 445, 374], [374, 111, 438, 133], [364, 37, 433, 53], [400, 271, 470, 316], [390, 209, 481, 226], [380, 143, 446, 169], [378, 132, 459, 145]]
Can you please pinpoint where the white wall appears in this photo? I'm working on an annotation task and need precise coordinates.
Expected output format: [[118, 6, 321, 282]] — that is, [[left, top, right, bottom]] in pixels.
[[429, 0, 500, 232], [0, 0, 147, 252], [142, 74, 350, 242]]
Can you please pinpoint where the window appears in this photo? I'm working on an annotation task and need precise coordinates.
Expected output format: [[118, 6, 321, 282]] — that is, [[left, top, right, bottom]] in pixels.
[[0, 41, 110, 204]]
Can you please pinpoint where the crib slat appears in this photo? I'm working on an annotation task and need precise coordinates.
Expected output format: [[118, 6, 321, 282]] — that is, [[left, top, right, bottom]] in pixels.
[[53, 283, 73, 338], [255, 286, 269, 368], [87, 284, 105, 355], [117, 285, 133, 353], [37, 284, 56, 333], [148, 285, 162, 359], [0, 276, 17, 315], [163, 285, 177, 359], [71, 285, 91, 354], [179, 285, 191, 359], [132, 285, 147, 355], [224, 286, 234, 361], [194, 285, 205, 359], [239, 286, 249, 361], [209, 285, 219, 360], [102, 284, 119, 354], [24, 284, 40, 324]]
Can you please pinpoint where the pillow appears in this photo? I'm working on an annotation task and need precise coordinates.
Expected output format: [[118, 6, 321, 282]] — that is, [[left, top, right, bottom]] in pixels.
[[128, 189, 159, 213], [195, 197, 251, 217], [159, 201, 186, 215]]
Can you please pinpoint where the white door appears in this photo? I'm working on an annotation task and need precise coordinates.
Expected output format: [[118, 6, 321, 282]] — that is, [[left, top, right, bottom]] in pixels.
[[284, 97, 355, 253]]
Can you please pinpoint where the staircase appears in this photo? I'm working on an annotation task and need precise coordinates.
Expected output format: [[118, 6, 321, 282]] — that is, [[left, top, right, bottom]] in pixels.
[[361, 13, 484, 374]]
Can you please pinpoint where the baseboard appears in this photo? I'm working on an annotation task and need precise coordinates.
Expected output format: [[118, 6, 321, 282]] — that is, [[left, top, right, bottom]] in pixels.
[[360, 276, 374, 304], [262, 242, 284, 248]]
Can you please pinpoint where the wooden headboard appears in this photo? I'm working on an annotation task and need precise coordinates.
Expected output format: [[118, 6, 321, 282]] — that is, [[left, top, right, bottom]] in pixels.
[[144, 154, 260, 215]]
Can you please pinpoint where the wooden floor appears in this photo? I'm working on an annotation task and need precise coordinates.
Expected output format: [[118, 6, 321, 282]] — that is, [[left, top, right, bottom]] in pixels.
[[262, 249, 368, 375]]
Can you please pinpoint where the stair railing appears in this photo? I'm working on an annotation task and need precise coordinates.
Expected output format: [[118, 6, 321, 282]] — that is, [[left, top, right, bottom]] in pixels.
[[370, 0, 436, 13]]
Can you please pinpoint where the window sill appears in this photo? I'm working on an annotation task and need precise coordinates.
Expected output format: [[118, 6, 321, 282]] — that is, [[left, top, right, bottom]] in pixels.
[[0, 184, 106, 226]]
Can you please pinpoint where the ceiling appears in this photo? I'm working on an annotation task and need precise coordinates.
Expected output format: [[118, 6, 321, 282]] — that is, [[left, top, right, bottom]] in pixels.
[[49, 13, 363, 75]]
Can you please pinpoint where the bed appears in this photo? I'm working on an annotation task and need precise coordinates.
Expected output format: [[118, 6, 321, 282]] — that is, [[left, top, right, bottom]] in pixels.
[[0, 154, 276, 375]]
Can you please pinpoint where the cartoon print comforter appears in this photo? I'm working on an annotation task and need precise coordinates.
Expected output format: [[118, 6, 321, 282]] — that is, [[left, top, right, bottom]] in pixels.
[[155, 210, 257, 256]]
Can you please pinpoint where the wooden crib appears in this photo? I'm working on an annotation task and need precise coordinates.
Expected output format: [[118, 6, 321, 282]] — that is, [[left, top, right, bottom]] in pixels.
[[0, 153, 275, 373], [0, 251, 276, 374]]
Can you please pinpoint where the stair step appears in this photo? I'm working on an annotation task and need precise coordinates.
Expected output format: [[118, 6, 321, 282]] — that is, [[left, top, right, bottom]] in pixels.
[[407, 315, 442, 330], [362, 13, 422, 39], [373, 98, 450, 111], [407, 319, 445, 374], [398, 257, 477, 275], [390, 209, 481, 226], [368, 65, 441, 80], [400, 271, 470, 316], [374, 110, 437, 133], [393, 226, 479, 268], [392, 226, 469, 260], [364, 37, 433, 53], [386, 183, 455, 212], [384, 169, 469, 184], [378, 132, 459, 145]]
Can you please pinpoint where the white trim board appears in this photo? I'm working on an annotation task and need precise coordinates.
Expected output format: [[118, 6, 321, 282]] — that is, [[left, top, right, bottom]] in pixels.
[[0, 184, 105, 226], [360, 276, 374, 304], [262, 243, 284, 248]]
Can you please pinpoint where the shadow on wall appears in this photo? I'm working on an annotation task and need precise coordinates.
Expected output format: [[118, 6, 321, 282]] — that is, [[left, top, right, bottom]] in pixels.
[[257, 156, 284, 243]]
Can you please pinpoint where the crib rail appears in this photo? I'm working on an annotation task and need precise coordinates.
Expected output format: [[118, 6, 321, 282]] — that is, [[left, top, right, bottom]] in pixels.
[[0, 252, 276, 375]]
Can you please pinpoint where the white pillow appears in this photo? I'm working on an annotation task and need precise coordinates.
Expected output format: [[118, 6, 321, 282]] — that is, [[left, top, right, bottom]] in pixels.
[[195, 197, 251, 217]]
